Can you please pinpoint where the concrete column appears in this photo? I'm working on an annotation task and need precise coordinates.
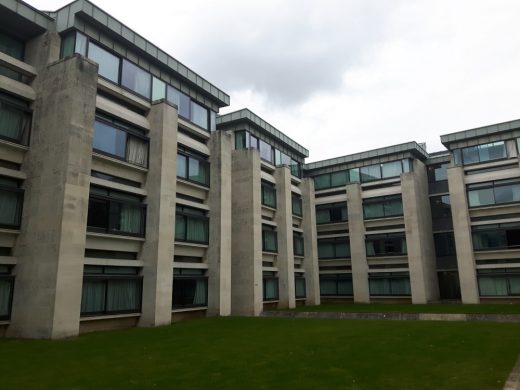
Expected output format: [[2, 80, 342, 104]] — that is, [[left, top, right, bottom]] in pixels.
[[230, 149, 263, 315], [448, 166, 479, 303], [301, 178, 320, 305], [346, 183, 370, 303], [8, 55, 98, 339], [402, 162, 439, 304], [207, 131, 232, 316], [139, 101, 177, 327], [24, 31, 61, 71], [274, 166, 295, 309]]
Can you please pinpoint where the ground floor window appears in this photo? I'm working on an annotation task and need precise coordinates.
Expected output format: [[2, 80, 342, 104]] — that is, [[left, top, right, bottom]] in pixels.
[[263, 272, 279, 301], [0, 265, 14, 320], [320, 274, 353, 296], [478, 268, 520, 296], [172, 269, 208, 309], [295, 273, 306, 298], [81, 266, 142, 316], [369, 272, 411, 296]]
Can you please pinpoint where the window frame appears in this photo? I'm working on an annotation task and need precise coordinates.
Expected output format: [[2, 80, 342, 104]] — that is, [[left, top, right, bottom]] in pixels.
[[472, 222, 520, 251], [477, 268, 520, 297], [0, 92, 32, 146], [80, 266, 143, 317], [87, 186, 147, 237], [262, 273, 279, 301], [176, 147, 210, 187], [467, 178, 520, 208], [175, 205, 209, 244], [365, 233, 407, 257], [315, 202, 348, 224], [317, 237, 350, 259], [93, 114, 150, 168], [261, 181, 277, 209], [368, 272, 411, 296], [293, 231, 304, 257], [453, 141, 509, 166], [0, 271, 14, 321], [319, 274, 353, 297], [172, 269, 208, 309], [262, 225, 278, 253], [363, 195, 404, 220], [0, 177, 24, 230]]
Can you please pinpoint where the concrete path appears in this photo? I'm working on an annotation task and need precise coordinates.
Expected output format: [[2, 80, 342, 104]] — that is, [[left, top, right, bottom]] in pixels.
[[262, 310, 520, 323], [504, 356, 520, 390]]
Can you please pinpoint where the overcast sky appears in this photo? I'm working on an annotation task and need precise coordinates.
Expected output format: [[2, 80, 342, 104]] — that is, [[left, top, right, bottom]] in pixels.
[[27, 0, 520, 162]]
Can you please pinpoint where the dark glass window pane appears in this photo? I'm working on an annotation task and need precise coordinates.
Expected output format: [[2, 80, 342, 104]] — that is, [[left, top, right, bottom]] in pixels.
[[106, 279, 141, 312], [87, 198, 109, 230], [167, 86, 190, 119], [434, 163, 448, 181], [0, 100, 30, 144], [87, 43, 120, 83], [93, 120, 127, 158], [314, 174, 331, 190], [331, 170, 348, 187], [360, 164, 381, 182], [235, 131, 248, 149], [462, 146, 479, 164], [0, 31, 24, 60], [381, 161, 402, 178], [478, 141, 506, 162], [121, 59, 151, 99], [295, 277, 306, 298], [467, 188, 494, 207], [259, 140, 273, 163], [349, 168, 360, 182], [80, 279, 106, 314], [188, 157, 209, 186], [434, 232, 456, 257], [176, 154, 187, 178], [191, 101, 208, 130]]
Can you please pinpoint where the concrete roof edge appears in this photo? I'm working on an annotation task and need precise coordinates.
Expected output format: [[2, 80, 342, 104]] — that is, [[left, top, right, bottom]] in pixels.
[[217, 108, 310, 157], [440, 118, 520, 147]]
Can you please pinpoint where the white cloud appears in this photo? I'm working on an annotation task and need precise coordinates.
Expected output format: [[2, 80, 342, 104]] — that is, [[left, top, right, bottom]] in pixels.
[[26, 0, 520, 161]]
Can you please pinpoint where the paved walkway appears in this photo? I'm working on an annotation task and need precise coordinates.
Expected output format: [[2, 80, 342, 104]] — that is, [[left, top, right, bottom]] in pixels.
[[504, 356, 520, 390], [262, 310, 520, 323]]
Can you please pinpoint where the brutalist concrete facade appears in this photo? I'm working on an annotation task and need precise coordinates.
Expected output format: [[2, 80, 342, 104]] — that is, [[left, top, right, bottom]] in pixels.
[[0, 0, 518, 339]]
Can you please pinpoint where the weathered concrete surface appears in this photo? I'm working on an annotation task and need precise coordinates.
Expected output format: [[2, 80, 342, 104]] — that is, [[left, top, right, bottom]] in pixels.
[[448, 166, 480, 304], [402, 161, 439, 303], [207, 130, 232, 316], [262, 311, 520, 323], [230, 149, 263, 316], [503, 356, 520, 390], [346, 183, 370, 303], [301, 178, 320, 306], [274, 167, 295, 309], [139, 101, 177, 327], [8, 54, 98, 339]]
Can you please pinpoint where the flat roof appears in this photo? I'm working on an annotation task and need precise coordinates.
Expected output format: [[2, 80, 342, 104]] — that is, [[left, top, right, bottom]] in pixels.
[[47, 0, 230, 107], [0, 0, 54, 38], [217, 108, 309, 157], [440, 118, 520, 147], [305, 141, 429, 171]]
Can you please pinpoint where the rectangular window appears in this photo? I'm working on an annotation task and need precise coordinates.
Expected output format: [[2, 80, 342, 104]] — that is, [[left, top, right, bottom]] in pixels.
[[175, 205, 209, 244], [80, 266, 142, 317], [262, 225, 278, 253], [363, 195, 403, 219], [0, 31, 24, 60], [172, 269, 208, 308], [430, 195, 452, 230], [259, 139, 273, 163], [0, 177, 23, 229], [121, 59, 151, 99], [314, 174, 331, 190], [428, 163, 449, 182], [369, 272, 411, 296], [176, 148, 210, 187], [455, 141, 508, 165], [87, 186, 146, 237], [0, 92, 31, 145], [167, 85, 191, 119], [290, 159, 302, 178], [472, 222, 520, 251], [360, 164, 382, 182], [316, 202, 348, 224], [318, 237, 350, 259], [295, 274, 306, 298], [478, 268, 520, 297], [366, 233, 407, 257], [293, 232, 304, 256], [235, 131, 248, 150], [467, 178, 520, 208], [261, 181, 276, 208], [93, 115, 149, 168], [152, 77, 166, 101], [263, 272, 279, 301], [87, 42, 120, 83], [292, 193, 302, 216], [191, 101, 209, 130], [0, 265, 14, 320], [320, 274, 353, 296], [434, 232, 457, 257]]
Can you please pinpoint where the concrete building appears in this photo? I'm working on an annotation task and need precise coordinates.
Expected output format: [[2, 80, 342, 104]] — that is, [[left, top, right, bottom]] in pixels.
[[0, 0, 518, 339]]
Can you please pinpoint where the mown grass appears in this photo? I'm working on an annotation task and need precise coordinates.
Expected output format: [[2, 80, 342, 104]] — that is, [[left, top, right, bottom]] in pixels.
[[0, 316, 518, 389], [287, 303, 520, 314]]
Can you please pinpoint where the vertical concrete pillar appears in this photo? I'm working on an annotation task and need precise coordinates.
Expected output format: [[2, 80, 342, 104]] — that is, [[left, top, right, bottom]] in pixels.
[[346, 183, 370, 303], [24, 31, 61, 71], [207, 131, 232, 316], [402, 162, 439, 304], [301, 178, 320, 305], [274, 167, 295, 309], [139, 101, 177, 327], [9, 55, 98, 338], [448, 166, 479, 303], [230, 150, 263, 315]]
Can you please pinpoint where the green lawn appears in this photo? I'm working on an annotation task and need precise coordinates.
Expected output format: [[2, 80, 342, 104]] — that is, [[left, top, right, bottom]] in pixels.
[[0, 317, 519, 389], [287, 303, 520, 314]]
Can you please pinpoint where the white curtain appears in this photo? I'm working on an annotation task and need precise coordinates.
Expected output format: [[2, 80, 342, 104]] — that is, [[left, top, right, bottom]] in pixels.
[[126, 137, 148, 167]]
